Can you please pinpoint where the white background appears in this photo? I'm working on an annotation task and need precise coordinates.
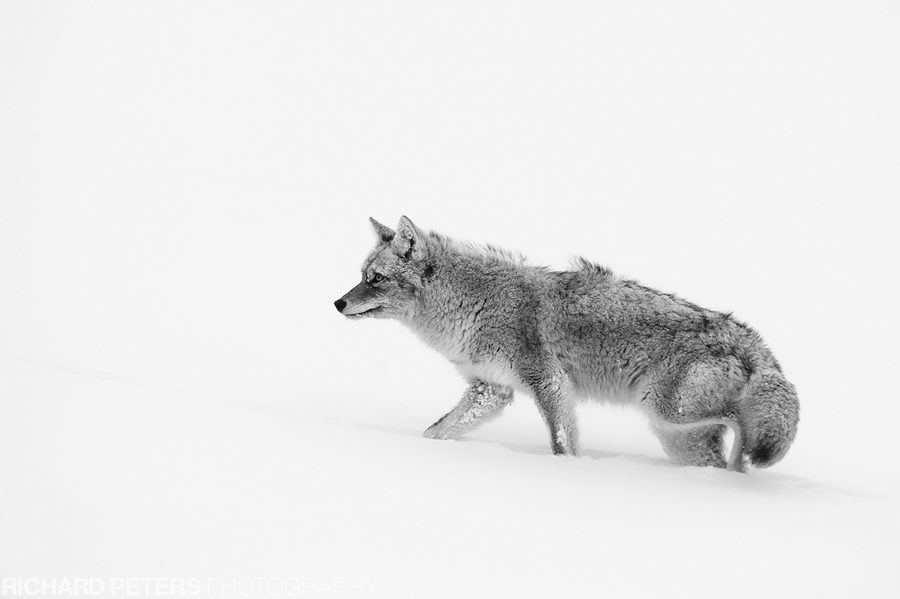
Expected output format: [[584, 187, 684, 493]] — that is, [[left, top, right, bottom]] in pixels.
[[1, 2, 899, 597]]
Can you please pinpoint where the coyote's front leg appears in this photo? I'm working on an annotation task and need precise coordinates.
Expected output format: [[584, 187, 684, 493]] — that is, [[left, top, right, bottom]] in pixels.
[[523, 365, 579, 456], [423, 379, 514, 440]]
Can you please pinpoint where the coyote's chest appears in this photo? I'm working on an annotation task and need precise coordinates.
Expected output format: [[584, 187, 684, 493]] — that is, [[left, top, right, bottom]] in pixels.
[[453, 358, 522, 390], [411, 321, 523, 389]]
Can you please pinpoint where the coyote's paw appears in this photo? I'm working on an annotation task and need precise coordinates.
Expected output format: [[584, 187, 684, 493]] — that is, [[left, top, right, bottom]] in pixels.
[[423, 421, 455, 440]]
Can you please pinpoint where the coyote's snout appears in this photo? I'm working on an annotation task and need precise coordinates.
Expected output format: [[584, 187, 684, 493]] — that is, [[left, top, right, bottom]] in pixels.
[[336, 216, 800, 472]]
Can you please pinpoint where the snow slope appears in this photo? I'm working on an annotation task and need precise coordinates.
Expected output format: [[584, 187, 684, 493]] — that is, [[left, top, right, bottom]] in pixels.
[[1, 355, 897, 598]]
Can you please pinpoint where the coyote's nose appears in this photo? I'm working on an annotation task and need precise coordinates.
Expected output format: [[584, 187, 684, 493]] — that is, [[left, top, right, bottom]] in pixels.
[[334, 298, 347, 313]]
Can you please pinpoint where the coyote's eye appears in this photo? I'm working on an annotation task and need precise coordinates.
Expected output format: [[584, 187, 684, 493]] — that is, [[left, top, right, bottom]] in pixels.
[[372, 273, 384, 283]]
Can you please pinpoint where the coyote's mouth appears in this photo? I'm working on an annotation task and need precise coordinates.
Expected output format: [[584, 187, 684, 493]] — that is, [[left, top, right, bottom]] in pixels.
[[345, 306, 383, 319]]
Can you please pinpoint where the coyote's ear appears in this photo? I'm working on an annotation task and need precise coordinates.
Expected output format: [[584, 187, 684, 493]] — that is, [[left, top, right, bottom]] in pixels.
[[369, 217, 395, 243], [392, 215, 426, 261]]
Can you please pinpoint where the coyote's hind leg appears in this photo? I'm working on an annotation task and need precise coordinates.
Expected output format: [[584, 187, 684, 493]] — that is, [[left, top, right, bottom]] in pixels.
[[424, 379, 514, 440], [652, 421, 742, 470], [644, 358, 747, 472]]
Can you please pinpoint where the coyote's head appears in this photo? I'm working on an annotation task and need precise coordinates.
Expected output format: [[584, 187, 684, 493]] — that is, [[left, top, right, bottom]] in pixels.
[[334, 216, 430, 320]]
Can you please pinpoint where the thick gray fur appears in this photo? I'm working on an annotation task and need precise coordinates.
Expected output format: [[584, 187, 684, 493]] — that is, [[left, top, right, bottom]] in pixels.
[[335, 216, 800, 471]]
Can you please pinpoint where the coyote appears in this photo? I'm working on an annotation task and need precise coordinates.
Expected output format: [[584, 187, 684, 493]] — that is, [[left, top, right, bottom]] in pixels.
[[334, 216, 799, 471]]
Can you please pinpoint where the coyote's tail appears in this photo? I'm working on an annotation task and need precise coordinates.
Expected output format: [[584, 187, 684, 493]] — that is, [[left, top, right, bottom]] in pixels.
[[738, 350, 800, 468]]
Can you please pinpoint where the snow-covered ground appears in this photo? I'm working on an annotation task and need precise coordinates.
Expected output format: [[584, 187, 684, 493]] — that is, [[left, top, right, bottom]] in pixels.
[[2, 354, 898, 598], [2, 2, 900, 597]]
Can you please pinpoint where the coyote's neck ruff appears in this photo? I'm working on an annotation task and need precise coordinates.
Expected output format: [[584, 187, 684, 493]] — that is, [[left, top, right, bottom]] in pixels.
[[335, 216, 799, 472]]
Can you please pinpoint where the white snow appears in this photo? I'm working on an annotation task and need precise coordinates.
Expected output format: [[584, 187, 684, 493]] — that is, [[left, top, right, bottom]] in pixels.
[[1, 354, 898, 598], [2, 2, 899, 597]]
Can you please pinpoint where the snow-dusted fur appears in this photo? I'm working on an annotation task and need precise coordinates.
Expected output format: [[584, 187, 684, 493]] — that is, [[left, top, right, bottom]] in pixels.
[[335, 216, 800, 471]]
